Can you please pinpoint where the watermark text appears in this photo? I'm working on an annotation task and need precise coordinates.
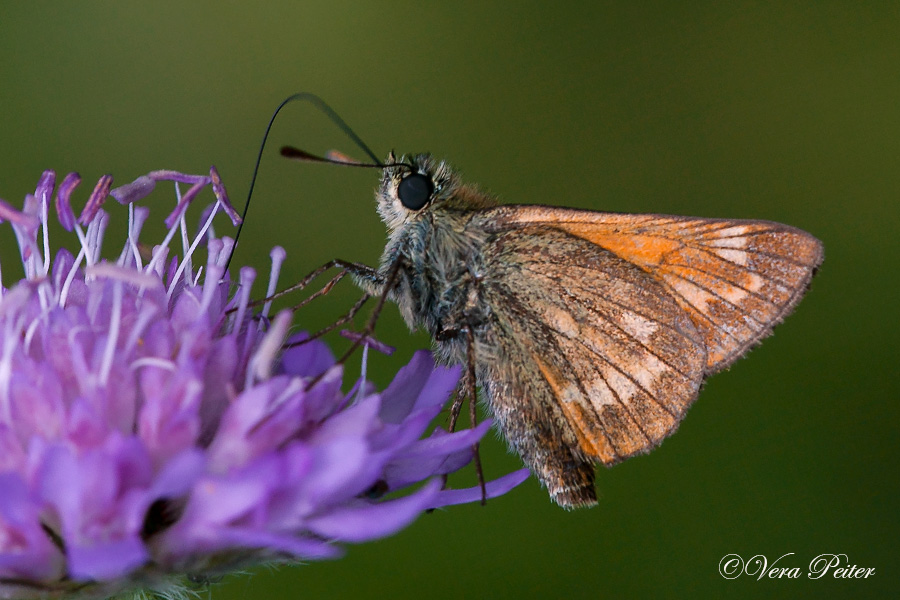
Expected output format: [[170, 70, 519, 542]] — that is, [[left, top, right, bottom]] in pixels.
[[719, 553, 875, 580]]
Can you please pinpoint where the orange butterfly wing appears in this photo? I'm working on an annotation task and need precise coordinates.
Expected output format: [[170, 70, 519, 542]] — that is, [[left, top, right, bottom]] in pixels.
[[476, 224, 708, 506], [469, 206, 822, 507], [480, 206, 824, 374]]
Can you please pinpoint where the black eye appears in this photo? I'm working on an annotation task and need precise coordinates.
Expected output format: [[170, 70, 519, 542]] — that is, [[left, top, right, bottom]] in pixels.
[[397, 173, 433, 210]]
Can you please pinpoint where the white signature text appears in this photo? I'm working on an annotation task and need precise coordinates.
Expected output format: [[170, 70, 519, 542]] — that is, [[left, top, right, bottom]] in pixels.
[[718, 553, 875, 580]]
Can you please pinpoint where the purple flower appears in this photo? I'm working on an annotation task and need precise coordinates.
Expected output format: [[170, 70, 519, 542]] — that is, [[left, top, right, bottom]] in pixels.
[[0, 170, 529, 599]]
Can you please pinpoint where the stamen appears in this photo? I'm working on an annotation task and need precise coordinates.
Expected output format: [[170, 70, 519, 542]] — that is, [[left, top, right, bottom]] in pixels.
[[147, 245, 169, 280], [0, 309, 28, 423], [130, 357, 177, 372], [146, 170, 209, 186], [260, 246, 286, 324], [77, 174, 112, 226], [166, 201, 221, 300], [99, 281, 123, 385], [238, 268, 260, 365], [33, 170, 56, 208], [209, 166, 240, 225], [73, 225, 92, 269], [198, 264, 223, 315], [90, 210, 110, 265], [77, 209, 110, 269], [16, 195, 41, 279], [203, 239, 228, 318], [87, 263, 163, 291], [117, 203, 133, 267], [117, 203, 149, 270], [123, 303, 159, 356], [65, 325, 92, 398], [355, 344, 370, 404], [144, 183, 186, 276], [249, 309, 292, 386], [110, 174, 155, 205], [216, 237, 235, 269], [0, 196, 39, 228], [39, 190, 50, 277], [36, 279, 50, 312], [54, 172, 80, 231], [207, 237, 224, 265], [59, 245, 87, 307], [339, 330, 395, 356], [232, 267, 256, 339], [23, 307, 44, 353], [163, 181, 209, 230], [178, 199, 192, 281]]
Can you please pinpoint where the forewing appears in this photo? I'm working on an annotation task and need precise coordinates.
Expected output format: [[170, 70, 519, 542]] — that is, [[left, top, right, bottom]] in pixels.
[[480, 206, 824, 374], [478, 226, 707, 502]]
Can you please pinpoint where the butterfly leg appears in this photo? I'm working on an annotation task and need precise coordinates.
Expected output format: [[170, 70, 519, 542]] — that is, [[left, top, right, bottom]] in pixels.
[[283, 292, 370, 349], [465, 325, 487, 504], [255, 258, 380, 304], [435, 323, 470, 434], [302, 258, 404, 391], [255, 259, 375, 352], [436, 320, 487, 504]]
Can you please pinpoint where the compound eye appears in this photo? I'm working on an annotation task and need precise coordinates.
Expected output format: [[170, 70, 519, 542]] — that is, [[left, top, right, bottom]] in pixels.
[[397, 173, 433, 210]]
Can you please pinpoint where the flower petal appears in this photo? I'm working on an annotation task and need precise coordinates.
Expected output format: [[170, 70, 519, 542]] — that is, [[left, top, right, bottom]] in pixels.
[[305, 479, 442, 543], [67, 537, 148, 581], [379, 351, 460, 423], [279, 332, 335, 378], [429, 469, 531, 508]]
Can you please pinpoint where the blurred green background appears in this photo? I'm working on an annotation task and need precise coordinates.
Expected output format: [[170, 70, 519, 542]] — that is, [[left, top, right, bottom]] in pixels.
[[1, 3, 897, 599]]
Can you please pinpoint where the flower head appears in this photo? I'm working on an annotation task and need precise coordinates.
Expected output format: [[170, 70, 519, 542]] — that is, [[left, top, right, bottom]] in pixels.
[[0, 169, 528, 599]]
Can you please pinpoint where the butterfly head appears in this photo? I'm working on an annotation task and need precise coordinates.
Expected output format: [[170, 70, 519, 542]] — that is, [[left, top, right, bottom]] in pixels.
[[376, 152, 460, 232]]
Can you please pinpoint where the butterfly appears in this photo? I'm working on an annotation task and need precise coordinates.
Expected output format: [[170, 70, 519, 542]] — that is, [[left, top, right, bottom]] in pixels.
[[332, 151, 826, 509], [277, 139, 823, 509]]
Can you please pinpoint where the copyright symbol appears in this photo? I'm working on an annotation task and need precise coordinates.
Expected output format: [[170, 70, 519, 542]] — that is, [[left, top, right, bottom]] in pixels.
[[719, 554, 744, 579]]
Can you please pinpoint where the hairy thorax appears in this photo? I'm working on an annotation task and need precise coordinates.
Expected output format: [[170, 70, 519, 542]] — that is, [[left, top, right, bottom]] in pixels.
[[386, 207, 493, 365]]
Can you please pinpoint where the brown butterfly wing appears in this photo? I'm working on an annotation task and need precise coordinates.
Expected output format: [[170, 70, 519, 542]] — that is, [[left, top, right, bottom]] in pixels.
[[480, 207, 824, 374], [475, 225, 707, 508], [472, 207, 822, 508]]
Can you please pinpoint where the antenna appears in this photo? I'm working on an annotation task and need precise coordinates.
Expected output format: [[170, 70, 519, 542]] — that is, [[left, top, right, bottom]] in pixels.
[[222, 93, 381, 275]]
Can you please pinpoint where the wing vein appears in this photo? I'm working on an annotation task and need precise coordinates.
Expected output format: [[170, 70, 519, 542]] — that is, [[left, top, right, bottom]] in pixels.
[[663, 269, 768, 329], [516, 260, 703, 344], [518, 264, 700, 380], [541, 334, 629, 453], [685, 241, 816, 271], [569, 332, 681, 422], [666, 262, 782, 307], [497, 278, 682, 421]]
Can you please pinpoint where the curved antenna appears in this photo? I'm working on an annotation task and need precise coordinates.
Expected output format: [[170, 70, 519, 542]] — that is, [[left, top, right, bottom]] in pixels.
[[280, 145, 386, 168], [222, 93, 381, 275]]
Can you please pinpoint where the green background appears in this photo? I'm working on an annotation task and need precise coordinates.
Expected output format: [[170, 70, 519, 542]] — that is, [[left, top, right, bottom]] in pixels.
[[1, 3, 896, 599]]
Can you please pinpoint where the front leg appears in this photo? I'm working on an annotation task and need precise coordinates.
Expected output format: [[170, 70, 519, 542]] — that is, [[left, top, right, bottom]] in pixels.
[[268, 258, 382, 300], [344, 261, 385, 296]]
